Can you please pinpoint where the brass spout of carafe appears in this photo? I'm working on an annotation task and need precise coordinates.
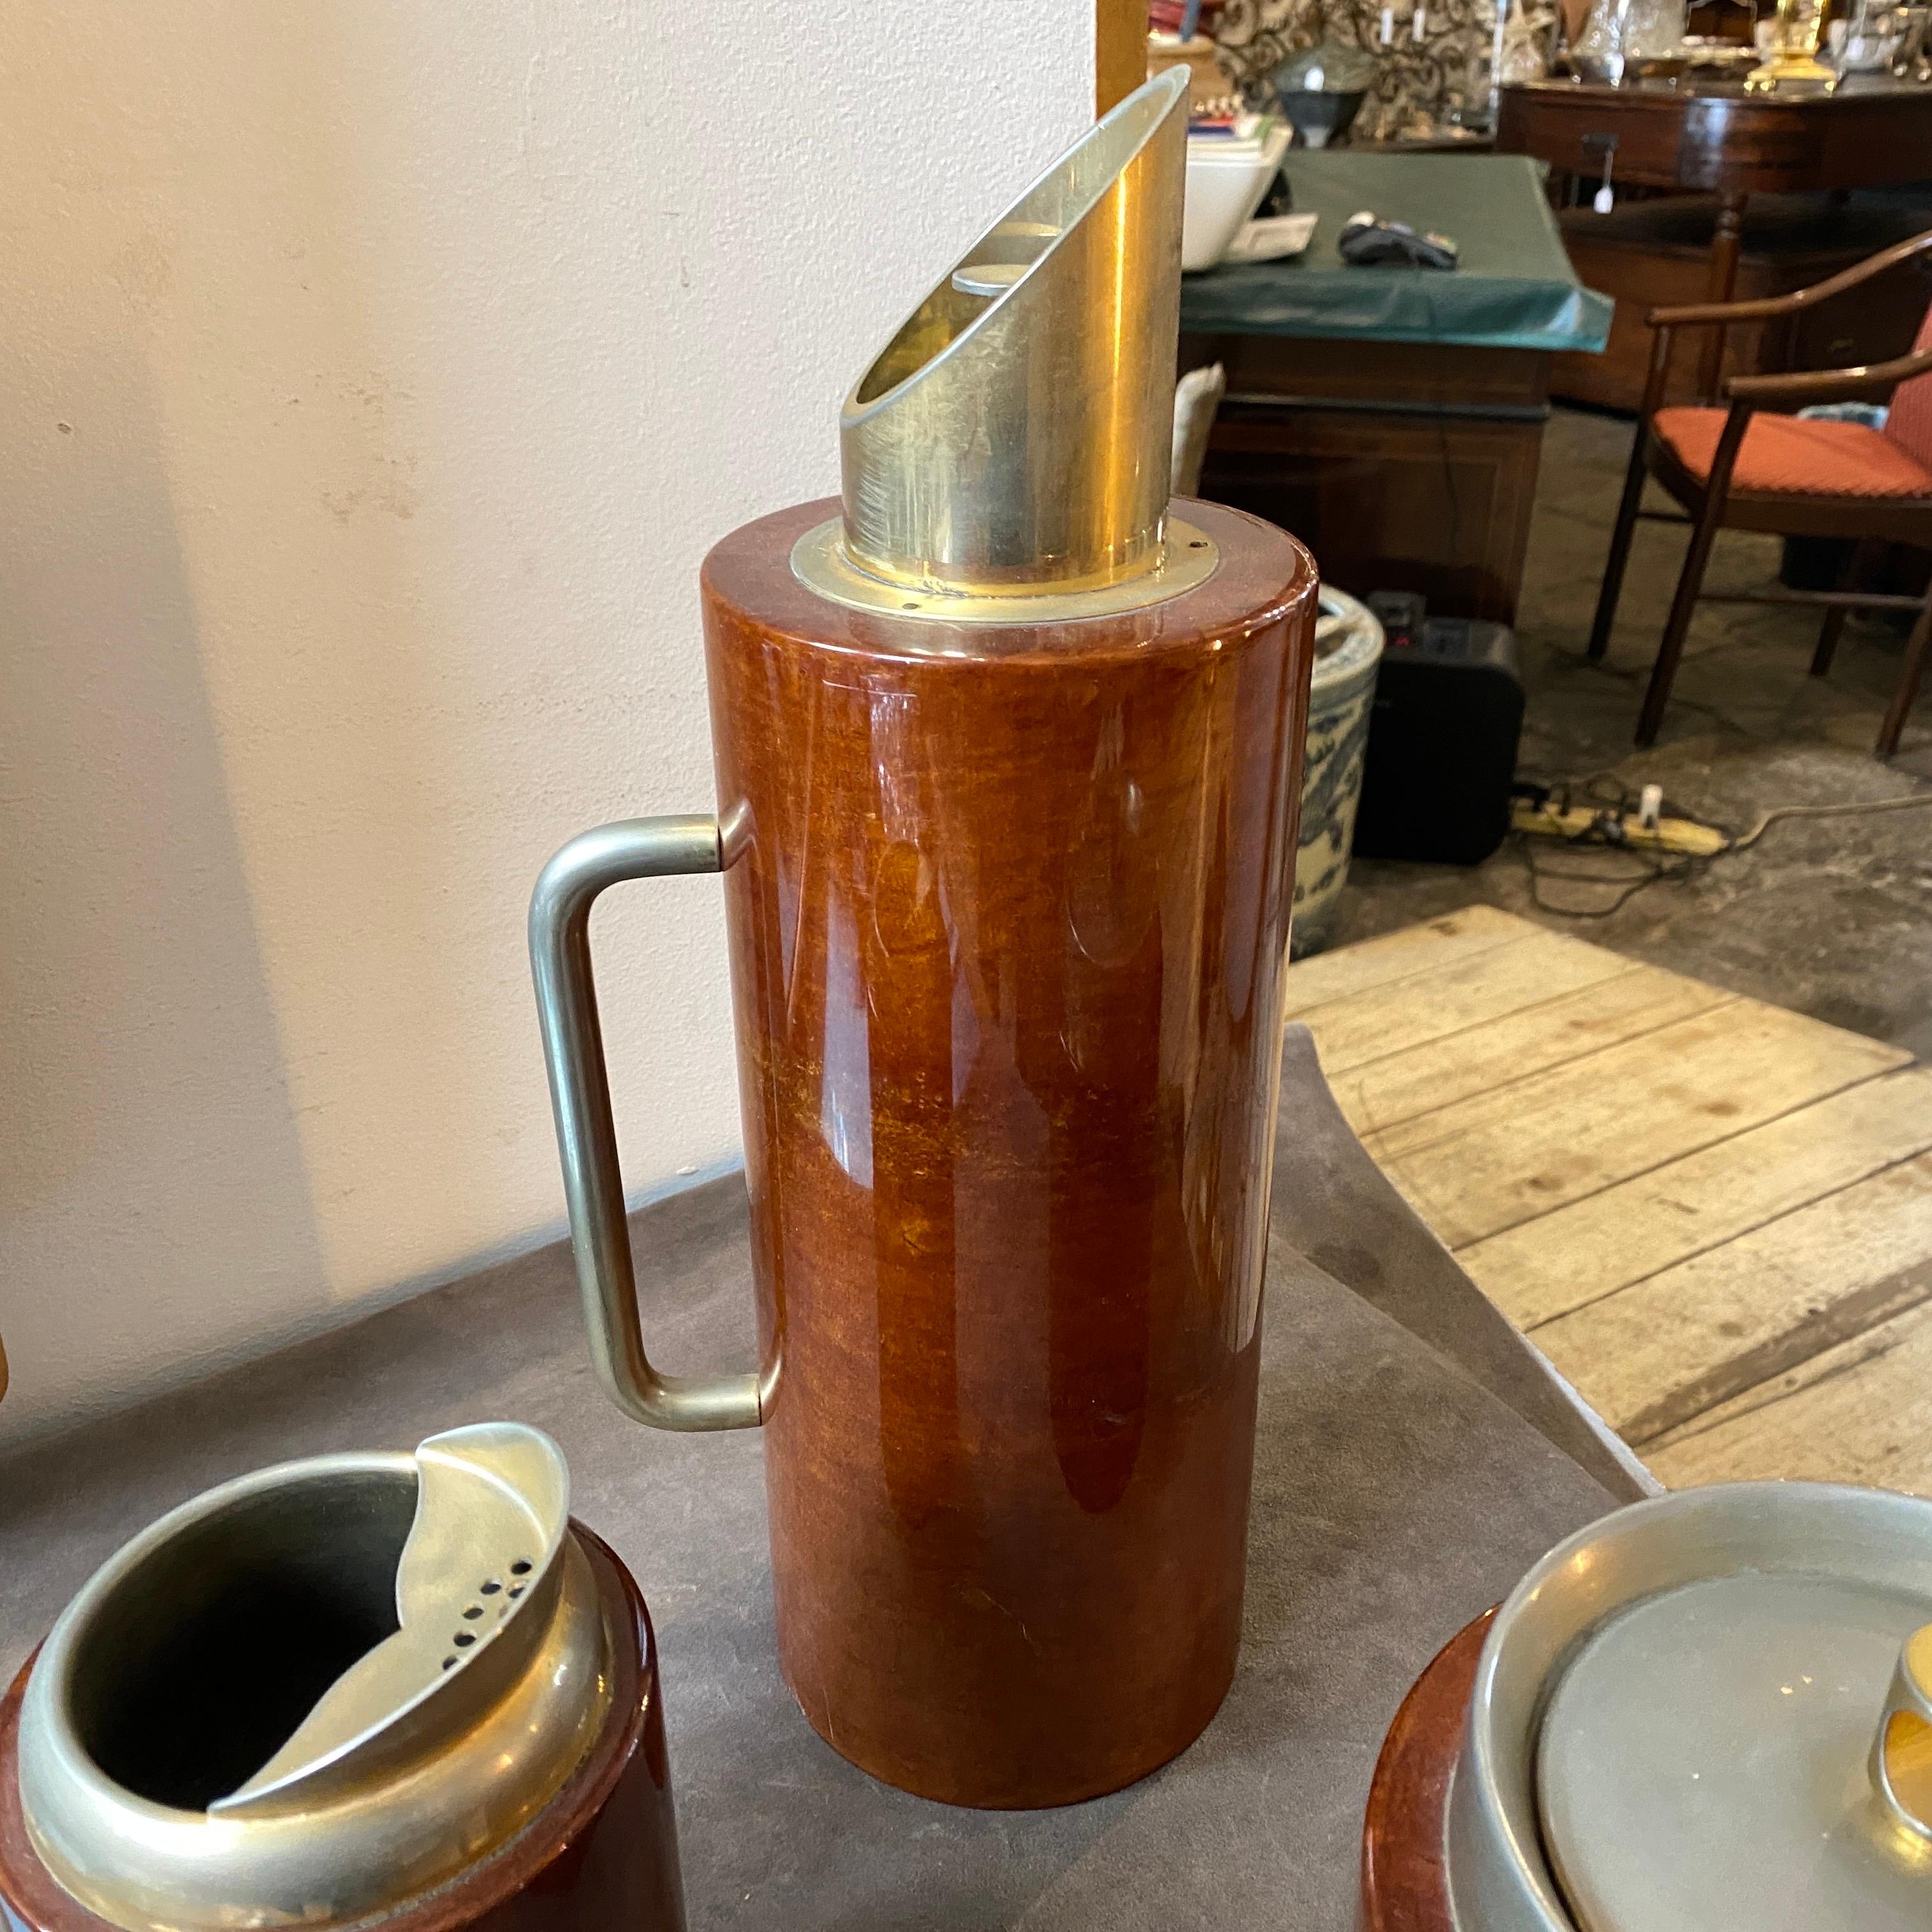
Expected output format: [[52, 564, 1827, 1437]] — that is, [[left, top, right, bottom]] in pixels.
[[816, 68, 1198, 611]]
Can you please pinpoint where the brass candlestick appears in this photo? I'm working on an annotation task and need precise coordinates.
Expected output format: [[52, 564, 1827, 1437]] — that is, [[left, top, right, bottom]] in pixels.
[[1747, 0, 1838, 86]]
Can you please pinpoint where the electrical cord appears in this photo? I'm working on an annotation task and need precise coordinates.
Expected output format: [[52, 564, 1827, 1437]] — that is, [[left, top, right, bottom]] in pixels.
[[1729, 792, 1932, 850], [1508, 772, 1932, 919]]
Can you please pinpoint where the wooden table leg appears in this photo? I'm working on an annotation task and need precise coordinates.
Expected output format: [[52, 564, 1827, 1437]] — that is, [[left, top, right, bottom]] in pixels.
[[1697, 192, 1747, 404]]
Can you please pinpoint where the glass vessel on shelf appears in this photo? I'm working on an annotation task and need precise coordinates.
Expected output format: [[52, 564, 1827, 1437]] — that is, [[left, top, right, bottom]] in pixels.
[[1567, 0, 1684, 82], [1568, 0, 1632, 82], [1625, 0, 1689, 69], [1496, 0, 1558, 84], [1269, 42, 1376, 148], [1841, 0, 1908, 68], [1894, 1, 1932, 74]]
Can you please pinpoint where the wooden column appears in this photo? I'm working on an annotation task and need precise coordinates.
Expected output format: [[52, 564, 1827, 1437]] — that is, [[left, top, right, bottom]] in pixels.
[[1096, 0, 1146, 113]]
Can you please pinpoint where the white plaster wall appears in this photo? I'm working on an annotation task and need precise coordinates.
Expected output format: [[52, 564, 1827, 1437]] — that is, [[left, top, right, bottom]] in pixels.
[[0, 3, 1093, 1443]]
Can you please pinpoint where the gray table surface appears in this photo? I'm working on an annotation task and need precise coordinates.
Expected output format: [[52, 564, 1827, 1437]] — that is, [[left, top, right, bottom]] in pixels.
[[0, 1029, 1625, 1929]]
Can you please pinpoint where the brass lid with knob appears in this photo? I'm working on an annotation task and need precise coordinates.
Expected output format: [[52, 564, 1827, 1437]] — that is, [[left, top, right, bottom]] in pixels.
[[1446, 1482, 1932, 1932]]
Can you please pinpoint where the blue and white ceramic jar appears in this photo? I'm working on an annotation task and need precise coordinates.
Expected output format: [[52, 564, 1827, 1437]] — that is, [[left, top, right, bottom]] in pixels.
[[1292, 587, 1384, 959]]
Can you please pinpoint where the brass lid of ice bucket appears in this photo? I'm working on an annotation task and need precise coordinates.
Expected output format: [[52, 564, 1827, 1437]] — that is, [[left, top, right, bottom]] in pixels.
[[16, 1423, 610, 1932], [1448, 1482, 1932, 1932], [791, 68, 1223, 625]]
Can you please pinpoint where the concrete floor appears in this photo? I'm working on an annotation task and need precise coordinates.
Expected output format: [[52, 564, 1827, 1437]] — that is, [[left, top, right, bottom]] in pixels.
[[1326, 406, 1932, 1059]]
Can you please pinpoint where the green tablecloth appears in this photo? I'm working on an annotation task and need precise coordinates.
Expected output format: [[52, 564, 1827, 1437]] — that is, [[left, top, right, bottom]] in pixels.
[[1180, 152, 1612, 355]]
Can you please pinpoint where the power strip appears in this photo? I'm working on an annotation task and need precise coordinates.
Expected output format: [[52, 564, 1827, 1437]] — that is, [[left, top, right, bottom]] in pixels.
[[1510, 799, 1728, 858]]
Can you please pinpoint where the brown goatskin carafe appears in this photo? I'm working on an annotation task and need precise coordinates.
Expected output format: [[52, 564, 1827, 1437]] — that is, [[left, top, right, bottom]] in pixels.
[[530, 70, 1316, 1808]]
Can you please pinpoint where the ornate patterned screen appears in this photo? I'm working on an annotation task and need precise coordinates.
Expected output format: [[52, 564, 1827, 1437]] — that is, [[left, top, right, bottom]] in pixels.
[[1213, 0, 1544, 137]]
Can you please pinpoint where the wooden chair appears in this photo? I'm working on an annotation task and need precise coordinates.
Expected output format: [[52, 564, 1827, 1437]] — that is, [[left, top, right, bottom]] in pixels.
[[1588, 231, 1932, 759]]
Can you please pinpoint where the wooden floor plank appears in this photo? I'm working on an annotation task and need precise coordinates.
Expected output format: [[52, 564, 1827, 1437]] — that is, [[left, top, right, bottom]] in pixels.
[[1534, 1153, 1932, 1445], [1286, 907, 1931, 1491], [1303, 928, 1634, 1077], [1282, 904, 1531, 1020], [1328, 967, 1726, 1142], [1648, 1294, 1932, 1495], [1359, 999, 1908, 1250], [1460, 1066, 1932, 1331]]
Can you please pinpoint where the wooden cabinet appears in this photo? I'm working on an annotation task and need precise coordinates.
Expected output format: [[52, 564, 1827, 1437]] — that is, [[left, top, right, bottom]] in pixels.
[[1499, 77, 1932, 401], [1181, 334, 1550, 622], [1554, 195, 1932, 411]]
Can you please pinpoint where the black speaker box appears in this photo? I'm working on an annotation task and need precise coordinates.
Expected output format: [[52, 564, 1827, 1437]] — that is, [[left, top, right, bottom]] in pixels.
[[1352, 610, 1524, 866]]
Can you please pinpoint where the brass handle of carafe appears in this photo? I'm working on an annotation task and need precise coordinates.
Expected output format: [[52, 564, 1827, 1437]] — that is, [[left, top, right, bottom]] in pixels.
[[529, 813, 762, 1432]]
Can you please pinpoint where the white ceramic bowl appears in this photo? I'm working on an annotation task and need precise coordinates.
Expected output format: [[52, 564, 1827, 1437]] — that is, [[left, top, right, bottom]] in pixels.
[[1183, 124, 1291, 273]]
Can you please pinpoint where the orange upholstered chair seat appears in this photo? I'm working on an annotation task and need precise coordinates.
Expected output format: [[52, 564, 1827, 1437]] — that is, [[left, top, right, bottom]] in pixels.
[[1652, 406, 1932, 498]]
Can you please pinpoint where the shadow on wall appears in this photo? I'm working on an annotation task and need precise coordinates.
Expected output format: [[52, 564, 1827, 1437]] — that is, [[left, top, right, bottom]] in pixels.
[[0, 6, 510, 1445], [0, 1, 1080, 1444], [0, 336, 334, 1436]]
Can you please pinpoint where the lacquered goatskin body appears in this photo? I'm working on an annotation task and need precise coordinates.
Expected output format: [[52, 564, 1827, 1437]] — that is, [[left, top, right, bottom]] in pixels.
[[0, 1529, 685, 1932], [703, 497, 1316, 1807], [1360, 1611, 1494, 1932]]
